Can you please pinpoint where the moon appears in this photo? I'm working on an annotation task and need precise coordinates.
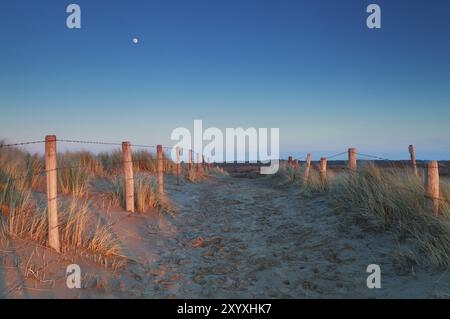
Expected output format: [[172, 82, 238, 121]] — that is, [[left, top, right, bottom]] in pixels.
[[132, 37, 139, 44]]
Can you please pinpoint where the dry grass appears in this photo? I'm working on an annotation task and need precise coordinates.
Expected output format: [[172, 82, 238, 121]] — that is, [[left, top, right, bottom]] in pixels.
[[113, 173, 157, 212], [77, 151, 105, 176], [186, 167, 199, 183], [185, 164, 214, 182], [273, 163, 337, 194], [271, 166, 298, 186], [300, 167, 332, 196], [57, 153, 90, 197], [163, 153, 176, 175], [133, 150, 155, 173], [0, 147, 44, 191], [0, 171, 34, 218], [98, 149, 122, 174], [210, 166, 229, 177], [329, 162, 450, 267], [0, 195, 121, 258], [0, 146, 121, 260]]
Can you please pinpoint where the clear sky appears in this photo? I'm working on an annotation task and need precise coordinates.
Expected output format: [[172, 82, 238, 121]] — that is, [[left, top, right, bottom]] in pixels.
[[1, 0, 449, 160]]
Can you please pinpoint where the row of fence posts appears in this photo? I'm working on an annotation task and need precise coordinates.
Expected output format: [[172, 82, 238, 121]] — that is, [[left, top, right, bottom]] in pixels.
[[43, 135, 214, 252], [285, 145, 441, 216], [43, 136, 441, 252]]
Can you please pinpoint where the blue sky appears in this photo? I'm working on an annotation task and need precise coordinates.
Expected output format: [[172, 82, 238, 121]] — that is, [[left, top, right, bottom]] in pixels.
[[0, 0, 449, 160]]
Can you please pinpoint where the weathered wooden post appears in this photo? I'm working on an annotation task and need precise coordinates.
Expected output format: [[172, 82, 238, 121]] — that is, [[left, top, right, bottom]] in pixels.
[[202, 155, 207, 173], [196, 153, 201, 174], [304, 153, 312, 183], [45, 135, 60, 252], [176, 146, 181, 185], [320, 157, 328, 184], [157, 144, 164, 194], [425, 160, 440, 216], [122, 141, 135, 212], [189, 149, 193, 172], [348, 148, 357, 172], [294, 159, 301, 171], [409, 145, 418, 177]]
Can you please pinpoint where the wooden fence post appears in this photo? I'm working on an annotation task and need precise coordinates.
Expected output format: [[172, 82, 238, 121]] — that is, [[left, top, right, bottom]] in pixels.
[[320, 157, 328, 184], [202, 155, 206, 173], [45, 135, 60, 253], [122, 141, 135, 212], [425, 160, 439, 216], [348, 148, 357, 172], [189, 149, 193, 172], [294, 159, 301, 171], [409, 145, 418, 177], [304, 153, 312, 183], [196, 153, 201, 174], [176, 146, 181, 185], [157, 145, 164, 194]]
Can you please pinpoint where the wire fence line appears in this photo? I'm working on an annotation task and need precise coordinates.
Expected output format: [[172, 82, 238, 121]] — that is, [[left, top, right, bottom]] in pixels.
[[0, 138, 189, 154], [3, 137, 448, 162], [0, 155, 191, 184], [1, 138, 449, 170], [56, 139, 123, 146], [4, 138, 449, 257], [0, 153, 220, 188], [0, 138, 447, 183], [0, 140, 46, 148], [1, 137, 448, 163], [355, 152, 390, 161], [325, 151, 348, 160], [1, 139, 449, 216]]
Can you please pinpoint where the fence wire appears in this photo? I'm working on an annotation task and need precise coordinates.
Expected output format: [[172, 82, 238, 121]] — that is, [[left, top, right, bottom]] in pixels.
[[0, 140, 45, 148], [1, 138, 450, 202]]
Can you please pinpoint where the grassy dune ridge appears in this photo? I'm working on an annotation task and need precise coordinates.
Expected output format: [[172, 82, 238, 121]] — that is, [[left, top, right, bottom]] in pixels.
[[0, 146, 160, 260], [274, 162, 450, 267], [0, 144, 227, 261]]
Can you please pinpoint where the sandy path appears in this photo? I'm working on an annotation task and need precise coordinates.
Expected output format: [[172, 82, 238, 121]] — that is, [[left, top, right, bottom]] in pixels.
[[4, 175, 450, 298], [116, 175, 450, 298]]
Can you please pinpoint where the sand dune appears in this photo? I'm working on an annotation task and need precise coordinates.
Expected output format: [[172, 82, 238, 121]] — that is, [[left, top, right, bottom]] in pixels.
[[2, 173, 450, 298]]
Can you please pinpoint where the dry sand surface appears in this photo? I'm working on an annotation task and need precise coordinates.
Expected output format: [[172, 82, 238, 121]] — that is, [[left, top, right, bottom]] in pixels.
[[2, 174, 450, 298]]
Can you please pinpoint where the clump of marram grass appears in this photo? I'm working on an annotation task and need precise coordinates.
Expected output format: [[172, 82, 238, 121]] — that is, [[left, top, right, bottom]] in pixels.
[[98, 149, 123, 174], [163, 153, 177, 175], [329, 162, 450, 268], [186, 168, 198, 183], [299, 166, 333, 196], [0, 170, 34, 218], [185, 165, 210, 183], [57, 160, 89, 198], [272, 166, 300, 185], [58, 152, 108, 197], [441, 180, 450, 203], [134, 174, 157, 211], [0, 147, 42, 217], [58, 199, 121, 256], [210, 166, 229, 176], [113, 174, 157, 212], [133, 150, 155, 173], [0, 195, 121, 258], [0, 148, 44, 191], [77, 151, 105, 176]]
